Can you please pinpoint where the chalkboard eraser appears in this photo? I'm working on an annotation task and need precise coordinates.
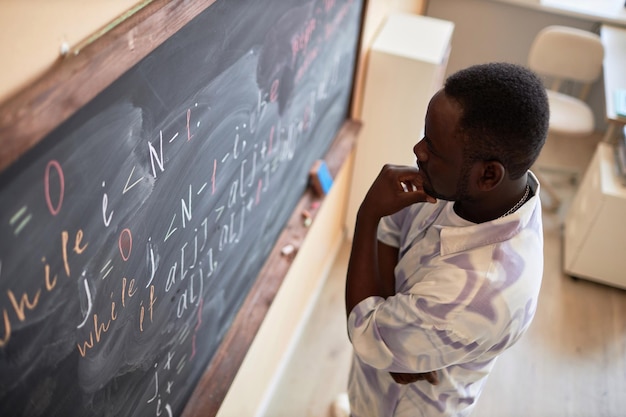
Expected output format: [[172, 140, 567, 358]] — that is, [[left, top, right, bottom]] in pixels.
[[309, 160, 333, 196]]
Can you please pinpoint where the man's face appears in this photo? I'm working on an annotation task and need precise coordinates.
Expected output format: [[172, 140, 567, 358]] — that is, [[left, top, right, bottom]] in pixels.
[[413, 90, 472, 202]]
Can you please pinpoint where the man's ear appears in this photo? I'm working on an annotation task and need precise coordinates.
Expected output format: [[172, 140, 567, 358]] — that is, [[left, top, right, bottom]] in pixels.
[[476, 160, 505, 191]]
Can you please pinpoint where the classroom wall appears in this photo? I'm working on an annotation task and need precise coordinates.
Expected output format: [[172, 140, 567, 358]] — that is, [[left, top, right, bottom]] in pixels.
[[352, 0, 427, 117], [0, 0, 424, 115], [0, 0, 142, 105]]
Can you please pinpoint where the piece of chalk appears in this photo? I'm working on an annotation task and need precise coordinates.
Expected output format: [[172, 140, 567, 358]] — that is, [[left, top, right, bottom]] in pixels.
[[281, 244, 295, 256], [60, 42, 70, 56], [302, 210, 312, 227]]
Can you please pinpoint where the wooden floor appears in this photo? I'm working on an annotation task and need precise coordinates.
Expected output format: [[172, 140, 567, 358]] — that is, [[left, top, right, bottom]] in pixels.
[[262, 133, 626, 417]]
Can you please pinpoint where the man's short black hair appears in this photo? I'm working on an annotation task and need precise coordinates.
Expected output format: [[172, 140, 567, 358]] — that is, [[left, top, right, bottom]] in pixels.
[[444, 62, 550, 179]]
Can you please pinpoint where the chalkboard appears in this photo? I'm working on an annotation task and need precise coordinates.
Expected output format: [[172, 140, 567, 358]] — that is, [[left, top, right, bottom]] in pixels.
[[0, 0, 363, 416]]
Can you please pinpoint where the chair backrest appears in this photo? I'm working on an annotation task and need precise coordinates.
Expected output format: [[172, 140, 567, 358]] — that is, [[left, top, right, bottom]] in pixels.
[[528, 25, 604, 99]]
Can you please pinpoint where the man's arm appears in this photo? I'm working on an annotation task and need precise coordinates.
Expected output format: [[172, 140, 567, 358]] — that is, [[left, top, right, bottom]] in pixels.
[[345, 164, 438, 385], [345, 164, 435, 316], [377, 240, 398, 298]]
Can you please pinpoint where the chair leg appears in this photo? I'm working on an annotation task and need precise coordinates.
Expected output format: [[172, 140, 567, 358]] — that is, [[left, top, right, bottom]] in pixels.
[[603, 122, 617, 144], [540, 179, 561, 212]]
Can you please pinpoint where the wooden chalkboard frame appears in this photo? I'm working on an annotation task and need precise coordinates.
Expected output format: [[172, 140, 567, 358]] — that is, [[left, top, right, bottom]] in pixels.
[[0, 1, 365, 415]]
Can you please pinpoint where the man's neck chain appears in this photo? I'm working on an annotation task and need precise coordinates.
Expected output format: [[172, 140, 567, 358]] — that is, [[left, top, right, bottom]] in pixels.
[[500, 184, 530, 218]]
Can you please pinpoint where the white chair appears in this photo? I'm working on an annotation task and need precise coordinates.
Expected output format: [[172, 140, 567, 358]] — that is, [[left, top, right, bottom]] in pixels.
[[527, 25, 604, 211]]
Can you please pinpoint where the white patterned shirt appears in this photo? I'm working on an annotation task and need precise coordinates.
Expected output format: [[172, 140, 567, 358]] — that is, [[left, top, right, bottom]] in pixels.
[[347, 173, 543, 417]]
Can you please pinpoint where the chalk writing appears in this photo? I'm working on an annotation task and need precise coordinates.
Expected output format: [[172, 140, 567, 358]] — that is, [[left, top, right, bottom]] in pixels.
[[44, 160, 65, 216], [0, 0, 363, 415], [123, 166, 144, 194], [1, 228, 89, 347], [147, 362, 174, 417], [102, 182, 114, 227], [118, 228, 133, 261], [9, 206, 32, 236], [149, 133, 165, 178], [76, 276, 92, 329]]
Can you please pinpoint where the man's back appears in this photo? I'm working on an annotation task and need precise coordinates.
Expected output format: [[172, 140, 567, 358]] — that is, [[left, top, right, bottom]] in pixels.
[[347, 175, 543, 416], [343, 63, 549, 417]]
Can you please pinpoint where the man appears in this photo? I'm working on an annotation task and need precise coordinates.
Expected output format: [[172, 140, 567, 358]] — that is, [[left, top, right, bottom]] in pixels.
[[339, 62, 549, 416]]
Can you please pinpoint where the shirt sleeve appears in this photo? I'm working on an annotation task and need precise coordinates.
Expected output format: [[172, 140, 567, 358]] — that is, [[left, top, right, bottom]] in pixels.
[[347, 269, 492, 373], [377, 208, 405, 248]]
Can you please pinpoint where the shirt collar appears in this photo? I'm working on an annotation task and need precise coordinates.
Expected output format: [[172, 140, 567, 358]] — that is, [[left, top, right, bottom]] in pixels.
[[438, 172, 542, 256]]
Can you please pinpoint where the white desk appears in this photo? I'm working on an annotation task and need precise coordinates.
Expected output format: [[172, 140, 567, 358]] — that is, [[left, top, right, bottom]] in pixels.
[[564, 143, 626, 289], [601, 24, 626, 142], [490, 0, 626, 26]]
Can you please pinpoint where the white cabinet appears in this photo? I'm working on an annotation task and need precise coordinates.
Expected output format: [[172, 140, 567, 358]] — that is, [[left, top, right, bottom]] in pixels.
[[563, 143, 626, 289], [345, 13, 454, 238]]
